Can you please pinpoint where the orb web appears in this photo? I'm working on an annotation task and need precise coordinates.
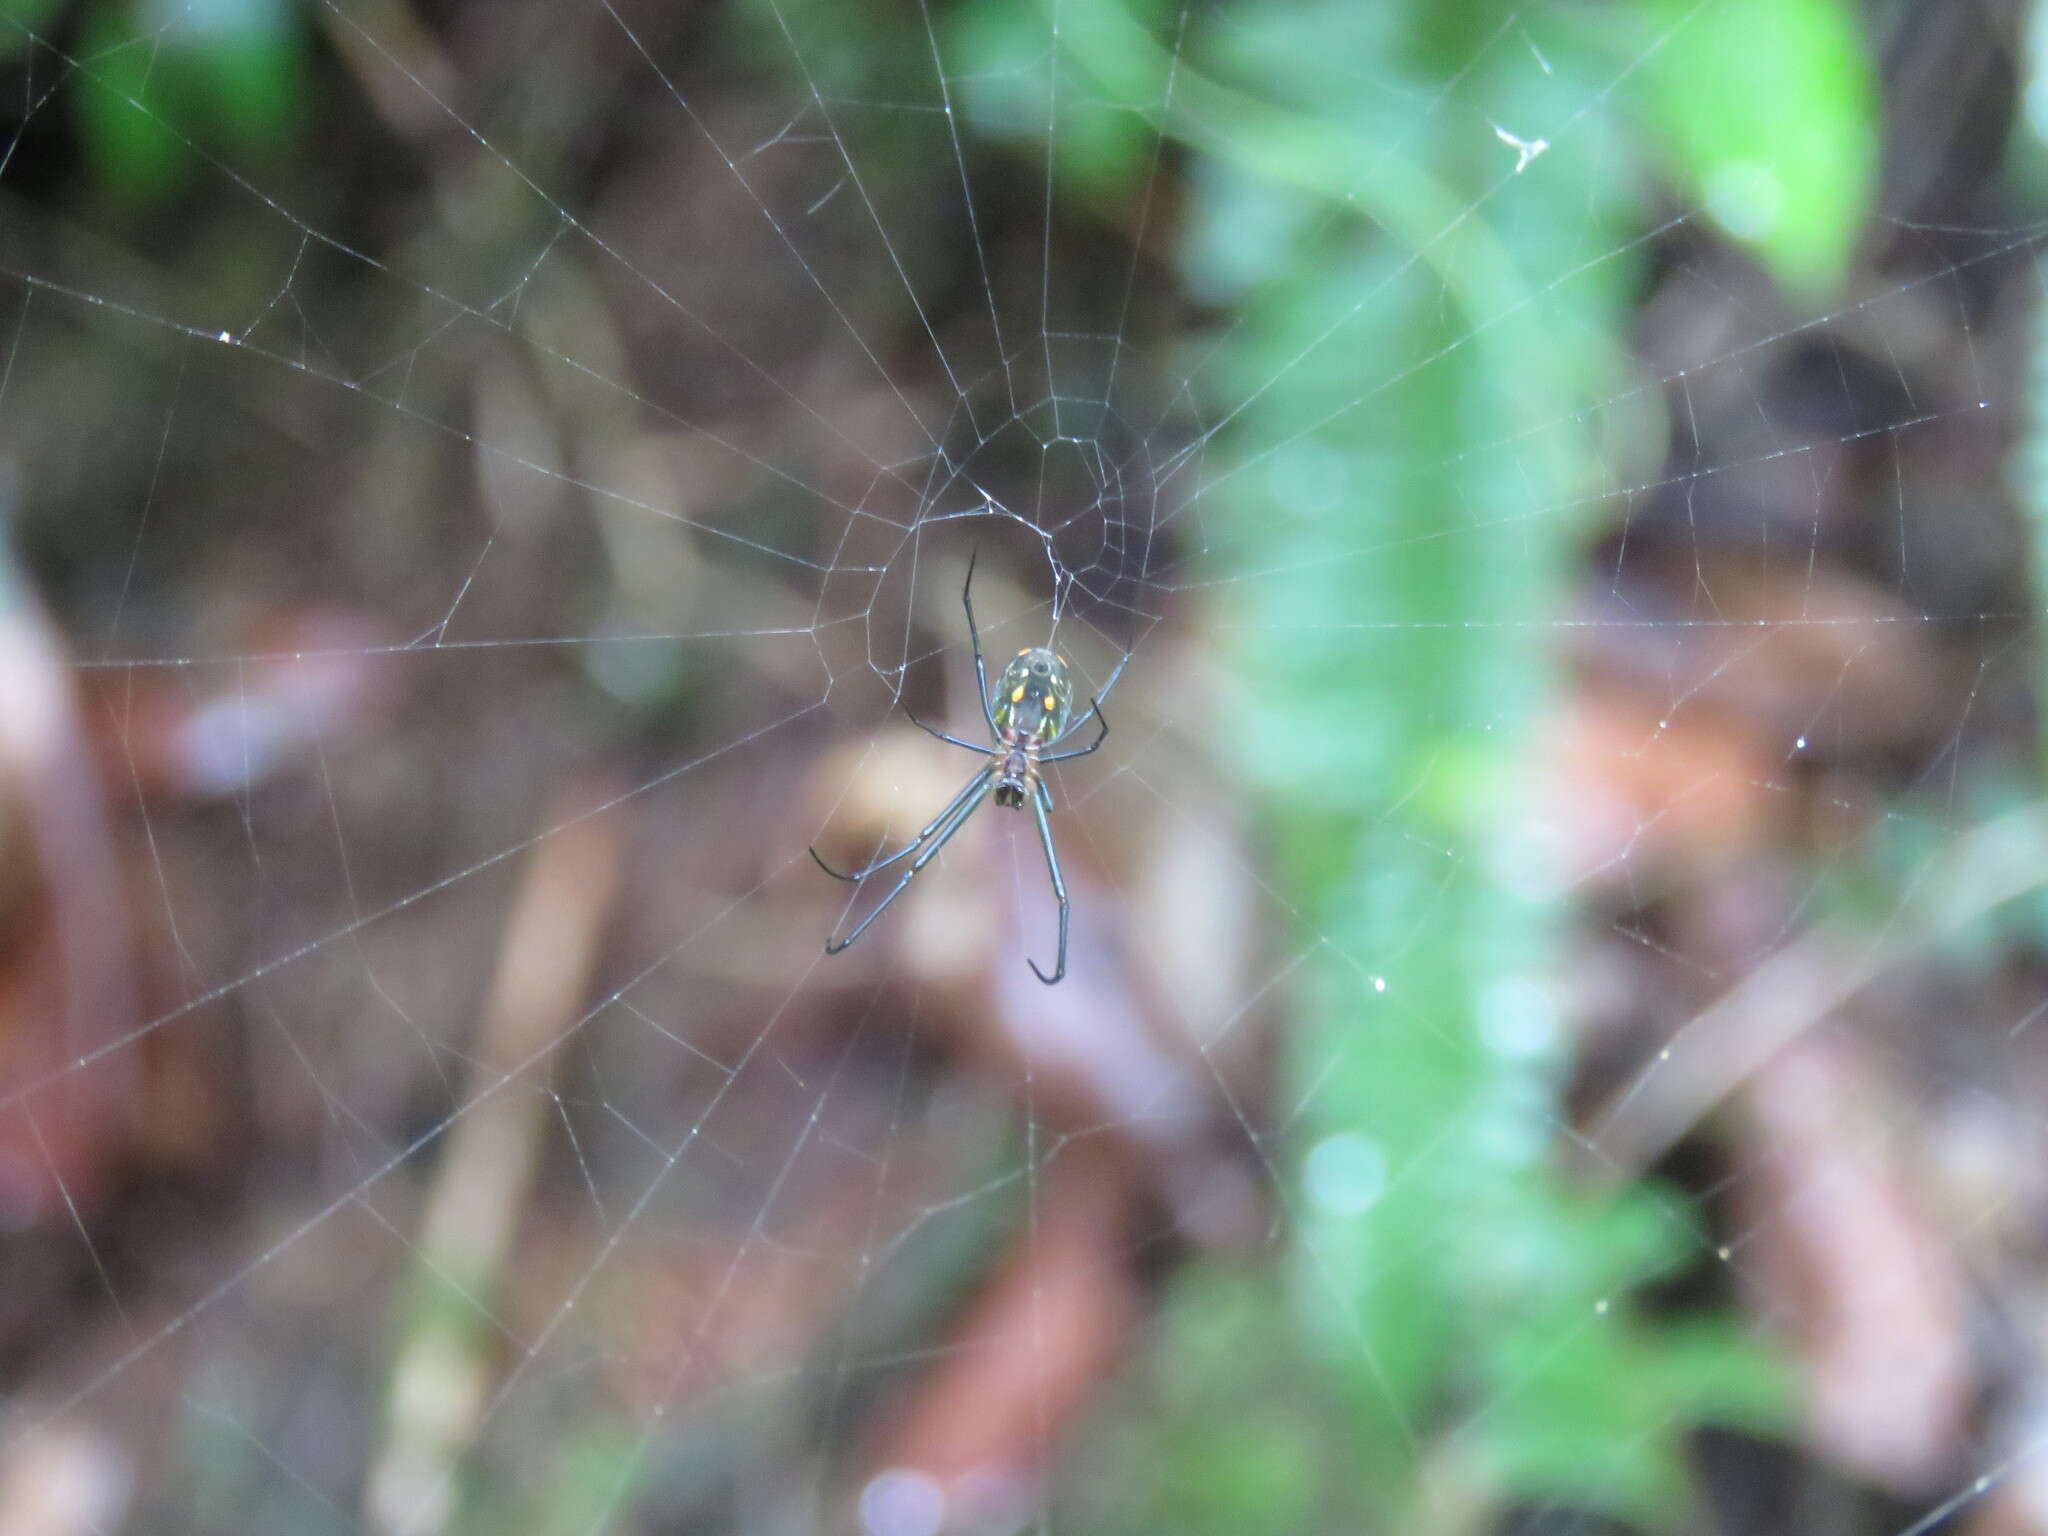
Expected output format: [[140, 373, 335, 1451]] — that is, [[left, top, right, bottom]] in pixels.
[[0, 3, 2044, 1535]]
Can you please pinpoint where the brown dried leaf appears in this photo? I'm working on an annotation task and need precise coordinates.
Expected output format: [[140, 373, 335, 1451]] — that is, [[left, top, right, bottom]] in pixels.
[[864, 1136, 1140, 1530], [1731, 1033, 1975, 1494]]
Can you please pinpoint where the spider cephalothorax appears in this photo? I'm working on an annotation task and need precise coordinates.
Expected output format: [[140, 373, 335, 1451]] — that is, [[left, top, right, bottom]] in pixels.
[[809, 553, 1126, 984]]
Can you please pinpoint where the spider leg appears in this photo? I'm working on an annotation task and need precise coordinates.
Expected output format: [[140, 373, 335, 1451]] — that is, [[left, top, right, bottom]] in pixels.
[[1092, 646, 1133, 707], [1052, 646, 1131, 742], [1025, 780, 1069, 985], [1039, 697, 1108, 763], [900, 698, 989, 754], [810, 765, 992, 882], [963, 547, 999, 737], [823, 772, 995, 955]]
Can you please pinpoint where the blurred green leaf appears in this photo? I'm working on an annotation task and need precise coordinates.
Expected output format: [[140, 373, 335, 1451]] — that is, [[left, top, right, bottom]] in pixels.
[[1469, 1193, 1790, 1525], [1633, 0, 1878, 298], [950, 0, 1169, 205], [1150, 0, 1792, 1525], [1056, 1269, 1359, 1536], [75, 0, 303, 204], [0, 0, 67, 60]]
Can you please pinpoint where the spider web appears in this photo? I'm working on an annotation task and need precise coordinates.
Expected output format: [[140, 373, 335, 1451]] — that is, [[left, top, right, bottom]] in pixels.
[[0, 1, 2044, 1533]]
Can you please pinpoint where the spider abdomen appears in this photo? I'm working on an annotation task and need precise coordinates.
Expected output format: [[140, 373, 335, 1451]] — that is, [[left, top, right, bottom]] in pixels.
[[990, 646, 1074, 741]]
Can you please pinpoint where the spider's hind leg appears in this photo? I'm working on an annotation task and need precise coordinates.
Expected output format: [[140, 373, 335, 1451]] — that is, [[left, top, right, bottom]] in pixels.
[[1025, 783, 1069, 986], [810, 764, 992, 884]]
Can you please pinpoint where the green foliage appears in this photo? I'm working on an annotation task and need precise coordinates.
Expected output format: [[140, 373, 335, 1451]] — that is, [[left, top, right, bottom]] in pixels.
[[69, 0, 304, 203], [459, 1421, 653, 1536], [1629, 0, 1878, 298], [949, 0, 1173, 206], [1056, 1269, 1362, 1535], [1150, 0, 1801, 1519], [0, 0, 69, 59]]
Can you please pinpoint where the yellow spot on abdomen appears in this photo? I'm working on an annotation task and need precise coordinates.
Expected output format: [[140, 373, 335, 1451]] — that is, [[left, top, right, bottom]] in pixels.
[[1011, 685, 1026, 703], [1042, 695, 1055, 711]]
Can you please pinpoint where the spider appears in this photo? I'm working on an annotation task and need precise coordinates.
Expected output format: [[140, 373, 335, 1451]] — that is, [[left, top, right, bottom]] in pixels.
[[810, 551, 1127, 985]]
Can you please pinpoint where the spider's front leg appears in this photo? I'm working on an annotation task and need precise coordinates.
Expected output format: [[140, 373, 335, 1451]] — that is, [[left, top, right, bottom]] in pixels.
[[962, 547, 1000, 738]]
